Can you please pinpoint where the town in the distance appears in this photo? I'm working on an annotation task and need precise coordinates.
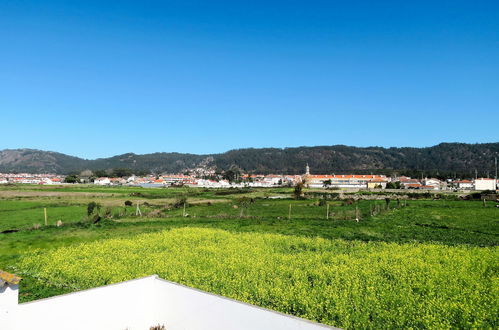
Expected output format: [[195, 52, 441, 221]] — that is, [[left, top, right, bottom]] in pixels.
[[1, 164, 497, 191]]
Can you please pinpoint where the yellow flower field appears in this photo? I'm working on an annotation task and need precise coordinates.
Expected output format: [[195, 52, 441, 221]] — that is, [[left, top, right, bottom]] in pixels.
[[20, 228, 498, 329]]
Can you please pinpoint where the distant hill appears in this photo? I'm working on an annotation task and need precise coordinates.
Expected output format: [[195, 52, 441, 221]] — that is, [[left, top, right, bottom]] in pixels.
[[0, 143, 498, 178], [0, 149, 89, 174]]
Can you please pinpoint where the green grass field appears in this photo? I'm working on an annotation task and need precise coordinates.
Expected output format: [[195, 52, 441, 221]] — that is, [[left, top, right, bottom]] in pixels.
[[0, 184, 497, 328]]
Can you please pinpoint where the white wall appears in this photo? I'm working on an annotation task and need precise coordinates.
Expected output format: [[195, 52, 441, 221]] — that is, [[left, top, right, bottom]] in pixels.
[[0, 284, 19, 308], [3, 276, 156, 330], [152, 277, 333, 330], [474, 179, 496, 191], [1, 276, 335, 330]]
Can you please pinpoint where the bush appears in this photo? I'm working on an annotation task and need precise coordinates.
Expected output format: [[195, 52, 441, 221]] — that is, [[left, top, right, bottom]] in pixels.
[[87, 202, 101, 216], [342, 198, 355, 206], [124, 200, 133, 207], [293, 182, 304, 200], [173, 197, 187, 208], [385, 198, 391, 208], [103, 207, 113, 219]]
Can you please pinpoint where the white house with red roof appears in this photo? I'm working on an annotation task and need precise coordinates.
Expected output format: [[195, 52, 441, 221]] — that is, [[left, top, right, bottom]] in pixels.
[[454, 180, 474, 190], [305, 174, 388, 189]]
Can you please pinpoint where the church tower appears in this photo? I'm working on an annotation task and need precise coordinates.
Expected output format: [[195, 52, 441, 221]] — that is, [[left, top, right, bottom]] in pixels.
[[302, 163, 311, 187]]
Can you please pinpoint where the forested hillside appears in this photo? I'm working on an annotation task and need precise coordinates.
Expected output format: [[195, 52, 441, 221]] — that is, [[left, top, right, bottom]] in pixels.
[[0, 143, 497, 178]]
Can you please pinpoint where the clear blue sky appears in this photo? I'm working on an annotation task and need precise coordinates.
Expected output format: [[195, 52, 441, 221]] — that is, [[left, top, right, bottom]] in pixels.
[[1, 0, 498, 159]]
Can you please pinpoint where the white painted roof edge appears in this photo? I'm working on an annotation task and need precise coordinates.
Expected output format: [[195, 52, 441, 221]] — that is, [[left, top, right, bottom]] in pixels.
[[18, 274, 339, 329], [154, 276, 338, 329], [18, 274, 159, 306]]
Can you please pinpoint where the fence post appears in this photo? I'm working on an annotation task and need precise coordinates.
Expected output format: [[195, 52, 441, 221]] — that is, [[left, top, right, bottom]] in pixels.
[[44, 208, 47, 226], [288, 204, 291, 220], [136, 203, 142, 216], [326, 204, 329, 220]]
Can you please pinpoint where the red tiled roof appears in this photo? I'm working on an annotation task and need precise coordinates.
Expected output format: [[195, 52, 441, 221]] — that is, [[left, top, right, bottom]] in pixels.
[[308, 174, 385, 179], [0, 270, 22, 285]]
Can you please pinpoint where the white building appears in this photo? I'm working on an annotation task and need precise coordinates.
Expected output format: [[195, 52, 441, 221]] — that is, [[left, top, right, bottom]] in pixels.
[[474, 178, 496, 191], [454, 180, 474, 190], [0, 272, 334, 330], [423, 178, 441, 189], [94, 177, 111, 185]]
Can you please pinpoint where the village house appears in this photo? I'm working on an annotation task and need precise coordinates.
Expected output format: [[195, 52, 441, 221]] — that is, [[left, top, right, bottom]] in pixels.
[[453, 179, 474, 190], [399, 177, 422, 189], [305, 174, 388, 189], [422, 178, 442, 190], [301, 164, 388, 189], [367, 177, 389, 189], [405, 183, 423, 189], [94, 177, 111, 185], [474, 178, 496, 191]]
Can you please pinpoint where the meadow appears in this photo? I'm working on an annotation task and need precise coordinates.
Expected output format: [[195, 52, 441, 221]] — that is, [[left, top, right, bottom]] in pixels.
[[0, 184, 498, 328]]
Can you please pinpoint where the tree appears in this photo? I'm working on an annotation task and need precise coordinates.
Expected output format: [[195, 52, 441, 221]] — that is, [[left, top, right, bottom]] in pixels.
[[87, 201, 101, 216], [223, 165, 242, 183], [64, 175, 79, 184], [237, 197, 254, 217], [223, 170, 235, 182], [111, 168, 133, 178], [79, 170, 93, 178], [93, 170, 107, 177], [386, 181, 401, 189], [293, 182, 304, 199]]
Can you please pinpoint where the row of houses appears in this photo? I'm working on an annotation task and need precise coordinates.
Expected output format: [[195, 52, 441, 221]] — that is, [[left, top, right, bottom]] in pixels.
[[94, 175, 299, 188], [398, 176, 497, 191], [0, 173, 63, 185], [2, 171, 497, 191], [303, 174, 389, 189], [93, 172, 497, 191]]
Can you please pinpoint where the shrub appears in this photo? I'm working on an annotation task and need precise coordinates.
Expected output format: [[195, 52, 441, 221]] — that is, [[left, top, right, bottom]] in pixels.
[[87, 202, 101, 216], [342, 198, 355, 206], [173, 197, 187, 208], [293, 182, 304, 200], [103, 207, 113, 219]]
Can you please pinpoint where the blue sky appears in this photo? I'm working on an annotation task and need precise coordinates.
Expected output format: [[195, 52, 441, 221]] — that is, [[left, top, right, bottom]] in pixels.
[[1, 0, 498, 159]]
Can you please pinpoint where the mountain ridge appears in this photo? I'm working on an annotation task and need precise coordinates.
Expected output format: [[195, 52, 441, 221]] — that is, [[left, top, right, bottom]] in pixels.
[[0, 143, 498, 178]]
